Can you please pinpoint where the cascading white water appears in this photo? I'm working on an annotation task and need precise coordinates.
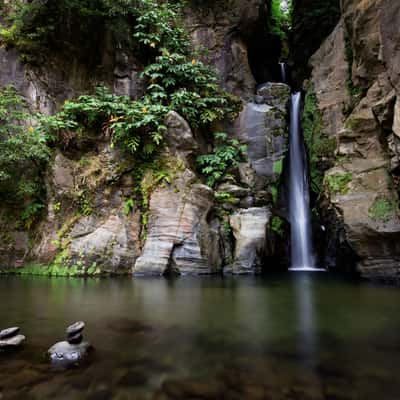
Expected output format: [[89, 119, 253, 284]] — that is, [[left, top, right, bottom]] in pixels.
[[279, 62, 287, 84], [288, 92, 316, 270]]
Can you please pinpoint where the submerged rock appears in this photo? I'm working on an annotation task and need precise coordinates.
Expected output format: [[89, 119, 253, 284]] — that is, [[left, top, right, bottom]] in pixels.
[[48, 341, 91, 367], [49, 321, 92, 367]]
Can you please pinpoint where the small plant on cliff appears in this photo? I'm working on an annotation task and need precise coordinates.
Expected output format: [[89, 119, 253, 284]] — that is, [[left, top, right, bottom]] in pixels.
[[271, 215, 285, 237], [196, 132, 247, 188], [368, 198, 398, 222], [324, 173, 352, 195]]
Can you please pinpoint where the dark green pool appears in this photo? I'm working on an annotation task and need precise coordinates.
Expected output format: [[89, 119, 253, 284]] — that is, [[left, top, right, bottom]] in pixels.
[[0, 274, 399, 399]]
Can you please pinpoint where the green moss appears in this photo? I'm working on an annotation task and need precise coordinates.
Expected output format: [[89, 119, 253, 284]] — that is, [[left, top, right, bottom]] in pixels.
[[368, 198, 398, 222], [270, 216, 285, 237], [273, 158, 284, 175], [0, 262, 106, 277], [271, 185, 279, 204], [303, 88, 336, 194], [324, 173, 353, 195]]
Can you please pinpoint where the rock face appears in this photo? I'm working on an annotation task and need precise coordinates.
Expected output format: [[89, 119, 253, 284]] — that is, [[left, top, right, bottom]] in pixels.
[[229, 208, 271, 274], [308, 0, 400, 282], [0, 1, 282, 276], [185, 0, 280, 99], [235, 83, 290, 204]]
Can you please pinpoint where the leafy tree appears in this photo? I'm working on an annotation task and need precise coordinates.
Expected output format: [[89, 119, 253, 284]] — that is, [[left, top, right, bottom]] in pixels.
[[0, 85, 50, 206]]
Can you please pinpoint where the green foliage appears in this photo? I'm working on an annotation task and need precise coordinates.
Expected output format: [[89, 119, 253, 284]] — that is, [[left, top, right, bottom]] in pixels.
[[20, 202, 45, 229], [273, 158, 284, 175], [324, 173, 352, 195], [30, 0, 240, 158], [77, 191, 93, 216], [196, 132, 247, 188], [129, 157, 175, 236], [123, 198, 135, 215], [0, 263, 103, 277], [368, 198, 398, 222], [270, 216, 285, 237], [215, 191, 237, 204], [271, 185, 279, 204], [0, 85, 50, 211], [270, 0, 292, 39], [303, 89, 336, 194]]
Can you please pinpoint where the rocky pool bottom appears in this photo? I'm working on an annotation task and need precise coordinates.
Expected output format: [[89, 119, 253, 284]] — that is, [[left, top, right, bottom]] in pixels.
[[0, 275, 399, 400]]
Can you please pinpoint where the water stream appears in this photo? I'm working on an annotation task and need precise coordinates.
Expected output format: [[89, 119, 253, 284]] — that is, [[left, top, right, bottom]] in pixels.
[[279, 62, 320, 271], [288, 92, 319, 270]]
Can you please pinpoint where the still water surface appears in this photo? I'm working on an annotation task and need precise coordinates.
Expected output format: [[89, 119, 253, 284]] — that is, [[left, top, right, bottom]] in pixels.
[[0, 274, 399, 399]]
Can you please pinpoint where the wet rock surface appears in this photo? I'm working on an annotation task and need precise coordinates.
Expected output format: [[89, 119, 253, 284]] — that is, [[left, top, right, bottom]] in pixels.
[[0, 327, 25, 349], [48, 322, 92, 367]]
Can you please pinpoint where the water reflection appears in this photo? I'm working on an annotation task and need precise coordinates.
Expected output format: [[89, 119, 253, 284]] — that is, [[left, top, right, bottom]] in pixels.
[[1, 275, 400, 399]]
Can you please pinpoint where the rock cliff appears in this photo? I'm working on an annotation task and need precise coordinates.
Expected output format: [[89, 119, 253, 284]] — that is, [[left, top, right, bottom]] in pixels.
[[306, 0, 400, 282], [0, 0, 288, 276]]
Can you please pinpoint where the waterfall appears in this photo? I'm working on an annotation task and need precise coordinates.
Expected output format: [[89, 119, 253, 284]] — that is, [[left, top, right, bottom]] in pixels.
[[280, 62, 287, 84], [288, 92, 317, 270]]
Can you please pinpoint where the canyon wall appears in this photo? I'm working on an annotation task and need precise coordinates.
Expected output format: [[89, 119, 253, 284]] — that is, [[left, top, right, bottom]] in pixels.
[[0, 0, 289, 276], [306, 0, 400, 282]]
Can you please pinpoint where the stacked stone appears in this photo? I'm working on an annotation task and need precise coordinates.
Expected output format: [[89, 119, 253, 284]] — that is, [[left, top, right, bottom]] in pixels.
[[0, 327, 26, 349], [66, 321, 85, 344], [48, 321, 91, 367]]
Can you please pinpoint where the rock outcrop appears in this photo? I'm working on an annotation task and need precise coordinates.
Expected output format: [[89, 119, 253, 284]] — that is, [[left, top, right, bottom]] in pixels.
[[308, 0, 400, 282], [229, 208, 271, 274]]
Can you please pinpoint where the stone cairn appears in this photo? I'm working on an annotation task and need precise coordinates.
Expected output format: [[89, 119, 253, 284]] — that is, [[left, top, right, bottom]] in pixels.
[[48, 321, 92, 366], [66, 321, 85, 344], [0, 327, 26, 350]]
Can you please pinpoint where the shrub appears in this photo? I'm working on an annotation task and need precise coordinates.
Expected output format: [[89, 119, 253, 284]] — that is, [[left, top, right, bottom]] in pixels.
[[0, 85, 50, 205], [196, 132, 247, 188]]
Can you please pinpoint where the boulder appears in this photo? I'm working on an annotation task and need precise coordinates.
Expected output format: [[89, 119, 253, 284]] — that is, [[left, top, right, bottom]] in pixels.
[[134, 181, 223, 276], [229, 207, 271, 274], [48, 341, 91, 367]]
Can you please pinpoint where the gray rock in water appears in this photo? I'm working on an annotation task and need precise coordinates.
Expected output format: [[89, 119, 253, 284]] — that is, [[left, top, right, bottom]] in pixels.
[[66, 321, 85, 336], [48, 341, 91, 367], [0, 327, 20, 340], [0, 334, 26, 348]]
